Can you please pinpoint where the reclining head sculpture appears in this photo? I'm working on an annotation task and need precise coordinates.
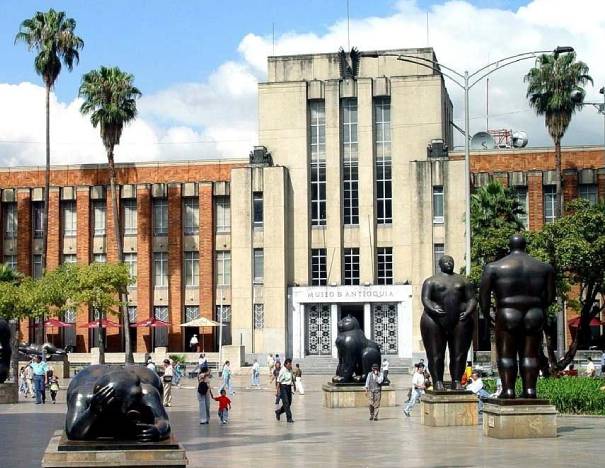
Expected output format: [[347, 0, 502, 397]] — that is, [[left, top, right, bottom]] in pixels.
[[0, 319, 11, 384]]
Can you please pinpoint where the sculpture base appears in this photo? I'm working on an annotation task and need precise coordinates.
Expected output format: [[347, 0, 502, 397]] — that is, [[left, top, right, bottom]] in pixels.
[[322, 382, 396, 408], [482, 399, 557, 439], [0, 382, 18, 404], [41, 431, 188, 467], [421, 390, 478, 426]]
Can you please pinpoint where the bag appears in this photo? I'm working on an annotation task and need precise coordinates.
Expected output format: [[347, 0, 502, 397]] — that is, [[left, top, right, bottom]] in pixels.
[[197, 380, 209, 395], [50, 383, 59, 392], [163, 375, 173, 383]]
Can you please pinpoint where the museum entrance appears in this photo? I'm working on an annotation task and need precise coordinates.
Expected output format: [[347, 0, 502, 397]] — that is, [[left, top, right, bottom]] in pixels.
[[340, 303, 364, 331]]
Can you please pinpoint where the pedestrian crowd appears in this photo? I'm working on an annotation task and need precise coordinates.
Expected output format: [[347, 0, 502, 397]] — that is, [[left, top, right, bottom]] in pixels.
[[19, 354, 60, 404]]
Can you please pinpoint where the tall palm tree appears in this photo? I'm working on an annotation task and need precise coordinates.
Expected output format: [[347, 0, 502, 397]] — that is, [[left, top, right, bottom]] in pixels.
[[79, 67, 141, 364], [525, 52, 592, 218]]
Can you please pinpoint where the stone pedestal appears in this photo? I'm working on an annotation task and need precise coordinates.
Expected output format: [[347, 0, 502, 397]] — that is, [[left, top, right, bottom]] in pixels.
[[322, 382, 396, 408], [41, 431, 188, 467], [421, 390, 478, 426], [0, 382, 18, 404], [482, 399, 557, 439], [90, 347, 100, 365]]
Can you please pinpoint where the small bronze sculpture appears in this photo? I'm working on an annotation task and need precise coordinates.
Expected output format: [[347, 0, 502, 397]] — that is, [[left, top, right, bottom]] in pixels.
[[480, 234, 555, 399], [421, 255, 476, 390], [19, 342, 67, 360], [0, 318, 11, 384], [332, 315, 381, 384], [65, 365, 170, 441]]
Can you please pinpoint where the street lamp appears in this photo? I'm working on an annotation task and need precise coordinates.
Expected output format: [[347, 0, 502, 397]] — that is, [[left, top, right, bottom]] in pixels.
[[363, 46, 574, 276], [584, 85, 605, 151]]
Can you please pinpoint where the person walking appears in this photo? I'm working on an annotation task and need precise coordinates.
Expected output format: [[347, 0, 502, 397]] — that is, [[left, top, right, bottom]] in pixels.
[[275, 358, 295, 423], [25, 362, 34, 398], [162, 359, 174, 407], [403, 363, 426, 417], [48, 371, 60, 404], [292, 363, 304, 395], [197, 365, 212, 424], [585, 357, 596, 377], [382, 358, 390, 383], [251, 359, 261, 388], [189, 334, 199, 352], [211, 388, 232, 424], [19, 367, 28, 396], [267, 353, 275, 378], [146, 358, 156, 373], [31, 355, 48, 404], [198, 353, 207, 372], [364, 363, 384, 421], [220, 361, 233, 395]]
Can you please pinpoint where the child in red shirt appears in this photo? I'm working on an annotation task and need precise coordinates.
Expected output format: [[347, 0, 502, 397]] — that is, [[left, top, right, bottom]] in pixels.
[[212, 389, 232, 424]]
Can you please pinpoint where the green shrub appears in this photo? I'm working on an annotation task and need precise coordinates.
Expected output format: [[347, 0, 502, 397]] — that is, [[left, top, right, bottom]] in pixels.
[[168, 354, 186, 365]]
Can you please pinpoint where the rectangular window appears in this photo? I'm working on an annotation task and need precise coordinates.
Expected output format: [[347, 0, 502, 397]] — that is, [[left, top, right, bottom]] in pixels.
[[153, 252, 168, 287], [184, 305, 200, 322], [511, 186, 528, 229], [253, 192, 263, 228], [543, 185, 557, 224], [342, 98, 359, 225], [92, 200, 106, 236], [215, 197, 231, 233], [122, 199, 137, 236], [123, 253, 137, 285], [3, 203, 17, 240], [254, 304, 264, 329], [311, 248, 327, 286], [183, 198, 199, 235], [310, 100, 327, 226], [93, 253, 107, 263], [377, 247, 393, 285], [32, 254, 43, 279], [433, 186, 444, 223], [62, 254, 77, 265], [127, 306, 137, 323], [153, 198, 168, 236], [153, 306, 169, 347], [579, 184, 598, 205], [216, 251, 231, 287], [61, 200, 77, 237], [32, 201, 44, 239], [4, 255, 16, 270], [184, 251, 199, 287], [343, 247, 360, 285], [253, 249, 264, 284], [433, 243, 445, 275], [375, 98, 392, 224]]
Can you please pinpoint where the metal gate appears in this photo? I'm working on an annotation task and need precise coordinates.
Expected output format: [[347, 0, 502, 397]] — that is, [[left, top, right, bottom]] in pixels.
[[372, 303, 398, 355], [305, 304, 332, 355]]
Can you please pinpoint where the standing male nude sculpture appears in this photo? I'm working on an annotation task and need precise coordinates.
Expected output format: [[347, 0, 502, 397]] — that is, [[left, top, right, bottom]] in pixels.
[[479, 234, 555, 399]]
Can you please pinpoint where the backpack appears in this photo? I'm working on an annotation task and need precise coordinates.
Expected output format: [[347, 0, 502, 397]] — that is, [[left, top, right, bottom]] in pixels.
[[197, 380, 209, 396]]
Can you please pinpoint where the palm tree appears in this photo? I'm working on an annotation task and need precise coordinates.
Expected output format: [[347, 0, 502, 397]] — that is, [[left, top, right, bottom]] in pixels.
[[79, 67, 141, 364], [525, 52, 592, 218]]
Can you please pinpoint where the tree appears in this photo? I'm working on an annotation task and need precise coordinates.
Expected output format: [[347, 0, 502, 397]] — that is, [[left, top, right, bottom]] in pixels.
[[79, 67, 141, 364]]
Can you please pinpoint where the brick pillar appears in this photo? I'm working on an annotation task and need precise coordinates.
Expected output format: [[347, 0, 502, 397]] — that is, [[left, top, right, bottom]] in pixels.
[[105, 187, 121, 350], [493, 172, 508, 188], [137, 185, 152, 352], [562, 170, 578, 213], [75, 187, 91, 352], [46, 188, 61, 271], [527, 171, 544, 231], [17, 189, 32, 342], [168, 184, 183, 351], [597, 169, 605, 202], [199, 182, 215, 351]]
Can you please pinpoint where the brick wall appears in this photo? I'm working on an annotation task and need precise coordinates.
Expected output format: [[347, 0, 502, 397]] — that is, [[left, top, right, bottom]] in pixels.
[[168, 184, 183, 351], [46, 189, 60, 270], [199, 182, 215, 350], [136, 185, 152, 352], [75, 188, 91, 351]]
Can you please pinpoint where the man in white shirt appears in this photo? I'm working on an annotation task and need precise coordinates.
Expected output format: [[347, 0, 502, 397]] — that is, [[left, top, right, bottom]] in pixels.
[[275, 358, 295, 423], [251, 359, 260, 387], [189, 334, 199, 352], [466, 371, 489, 411], [403, 363, 426, 416], [585, 357, 596, 377], [162, 359, 174, 407], [146, 359, 156, 373], [364, 363, 384, 421]]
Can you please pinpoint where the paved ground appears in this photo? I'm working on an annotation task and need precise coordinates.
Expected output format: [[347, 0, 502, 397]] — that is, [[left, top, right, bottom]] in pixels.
[[1, 373, 604, 467]]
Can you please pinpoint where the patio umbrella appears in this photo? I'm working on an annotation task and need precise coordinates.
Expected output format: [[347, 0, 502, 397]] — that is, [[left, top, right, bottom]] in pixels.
[[567, 316, 604, 328], [130, 318, 170, 328], [180, 317, 222, 352], [32, 318, 74, 347], [78, 318, 121, 329]]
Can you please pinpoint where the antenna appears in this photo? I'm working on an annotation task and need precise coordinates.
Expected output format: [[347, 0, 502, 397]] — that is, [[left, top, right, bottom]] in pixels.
[[346, 0, 351, 51]]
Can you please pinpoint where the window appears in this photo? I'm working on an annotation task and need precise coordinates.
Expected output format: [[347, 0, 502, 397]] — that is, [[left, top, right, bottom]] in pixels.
[[253, 192, 263, 228], [184, 251, 199, 287], [579, 184, 598, 205], [433, 186, 444, 223], [253, 249, 264, 284], [153, 198, 168, 236], [216, 251, 231, 287], [127, 306, 137, 323], [185, 306, 199, 322], [32, 254, 43, 279], [377, 247, 393, 285], [375, 98, 392, 224], [153, 306, 169, 347], [183, 198, 199, 235], [4, 255, 16, 270], [311, 248, 327, 286], [433, 244, 445, 274], [61, 201, 77, 237], [153, 252, 168, 287], [310, 100, 326, 226], [343, 247, 360, 285], [93, 253, 107, 263], [62, 254, 77, 265], [216, 305, 231, 323], [122, 199, 137, 236], [511, 186, 528, 229], [3, 203, 17, 240], [32, 201, 44, 239], [543, 185, 556, 224], [215, 197, 231, 233], [342, 98, 359, 225], [123, 253, 137, 285], [92, 200, 106, 236], [254, 304, 264, 329]]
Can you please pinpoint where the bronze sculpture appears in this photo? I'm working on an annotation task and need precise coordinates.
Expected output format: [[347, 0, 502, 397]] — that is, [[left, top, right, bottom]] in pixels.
[[0, 318, 11, 384], [479, 234, 555, 399], [332, 315, 382, 384], [65, 365, 171, 441], [421, 255, 476, 390]]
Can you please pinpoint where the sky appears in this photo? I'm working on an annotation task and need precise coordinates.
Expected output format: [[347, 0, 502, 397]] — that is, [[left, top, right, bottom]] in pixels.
[[0, 0, 603, 166]]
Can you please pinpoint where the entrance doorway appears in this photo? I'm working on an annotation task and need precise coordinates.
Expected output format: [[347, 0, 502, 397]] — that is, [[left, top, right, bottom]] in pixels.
[[340, 304, 364, 331]]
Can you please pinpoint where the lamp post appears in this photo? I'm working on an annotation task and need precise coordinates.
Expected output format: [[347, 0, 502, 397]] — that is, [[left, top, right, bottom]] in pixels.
[[584, 85, 605, 152]]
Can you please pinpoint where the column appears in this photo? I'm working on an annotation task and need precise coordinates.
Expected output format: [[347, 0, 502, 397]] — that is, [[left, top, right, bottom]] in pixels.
[[527, 171, 544, 231], [399, 299, 412, 359], [330, 304, 338, 358], [363, 303, 372, 339], [17, 189, 31, 342], [562, 170, 578, 213], [46, 188, 61, 270], [199, 182, 214, 350], [167, 183, 183, 351], [76, 187, 91, 352], [292, 301, 301, 359], [137, 184, 152, 352]]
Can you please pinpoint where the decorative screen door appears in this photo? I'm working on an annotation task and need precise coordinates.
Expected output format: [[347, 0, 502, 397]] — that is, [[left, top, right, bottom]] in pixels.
[[372, 303, 398, 355], [305, 304, 331, 355]]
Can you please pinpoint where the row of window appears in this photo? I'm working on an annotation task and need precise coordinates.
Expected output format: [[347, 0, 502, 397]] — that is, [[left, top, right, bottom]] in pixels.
[[310, 247, 394, 285]]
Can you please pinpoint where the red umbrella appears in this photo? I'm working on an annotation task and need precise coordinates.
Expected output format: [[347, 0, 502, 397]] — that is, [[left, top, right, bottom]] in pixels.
[[130, 318, 170, 328], [568, 316, 604, 328], [31, 318, 74, 328], [78, 318, 120, 329]]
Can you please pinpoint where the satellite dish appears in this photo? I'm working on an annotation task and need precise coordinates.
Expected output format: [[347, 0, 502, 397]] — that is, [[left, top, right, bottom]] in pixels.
[[471, 132, 496, 150], [512, 131, 528, 148]]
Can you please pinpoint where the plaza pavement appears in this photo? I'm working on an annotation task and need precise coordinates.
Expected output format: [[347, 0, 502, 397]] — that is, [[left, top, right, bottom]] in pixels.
[[0, 373, 603, 468]]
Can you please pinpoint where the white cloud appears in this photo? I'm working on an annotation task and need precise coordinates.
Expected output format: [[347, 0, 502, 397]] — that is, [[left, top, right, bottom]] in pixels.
[[1, 0, 603, 167]]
